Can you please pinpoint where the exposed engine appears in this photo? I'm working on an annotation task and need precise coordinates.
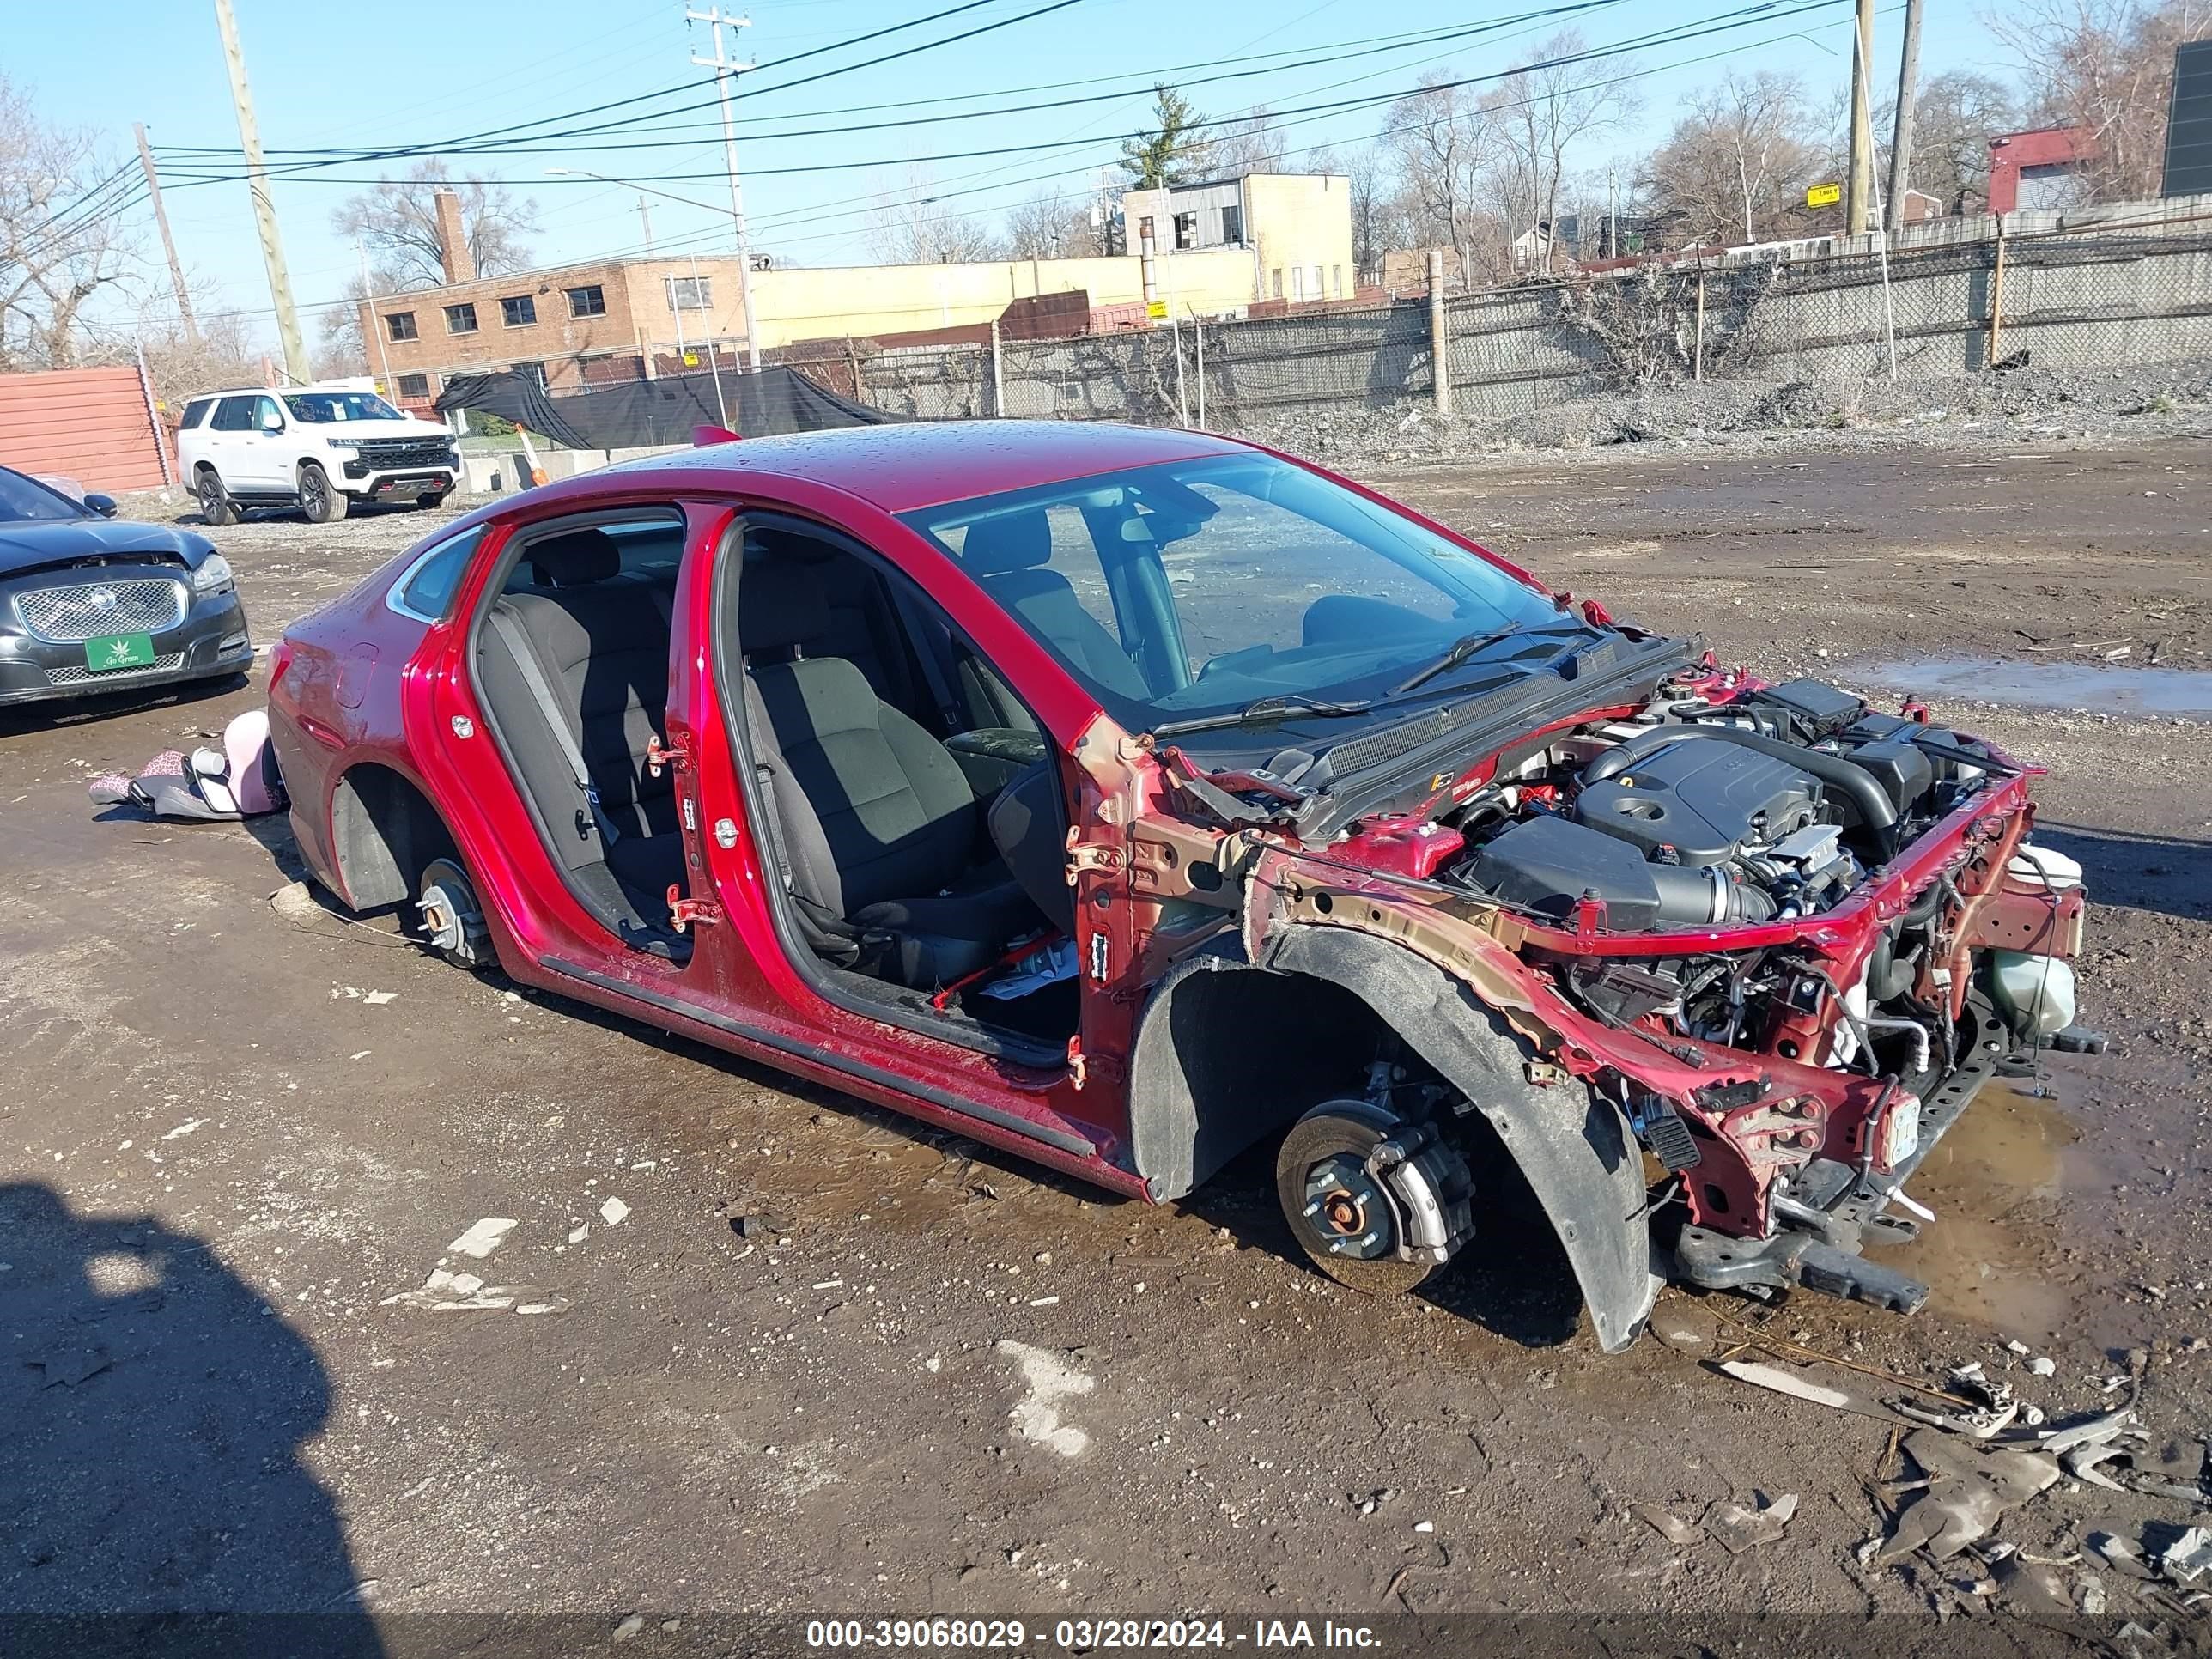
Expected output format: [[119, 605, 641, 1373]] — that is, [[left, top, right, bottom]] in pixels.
[[1440, 676, 1998, 936]]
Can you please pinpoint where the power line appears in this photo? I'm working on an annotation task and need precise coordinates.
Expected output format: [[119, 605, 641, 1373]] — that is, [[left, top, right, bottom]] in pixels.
[[152, 0, 1094, 193], [171, 3, 1868, 326], [161, 3, 1626, 163], [156, 0, 1850, 193]]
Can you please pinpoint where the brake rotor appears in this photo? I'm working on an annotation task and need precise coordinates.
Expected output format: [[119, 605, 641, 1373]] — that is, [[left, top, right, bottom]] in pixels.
[[1274, 1106, 1439, 1296], [416, 857, 492, 969]]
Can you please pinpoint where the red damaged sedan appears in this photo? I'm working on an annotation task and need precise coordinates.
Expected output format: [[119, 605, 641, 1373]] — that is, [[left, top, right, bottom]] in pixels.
[[267, 422, 2092, 1352]]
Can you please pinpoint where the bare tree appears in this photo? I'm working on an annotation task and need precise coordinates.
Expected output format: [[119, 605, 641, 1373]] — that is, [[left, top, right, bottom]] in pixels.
[[330, 161, 538, 290], [1642, 71, 1820, 246], [1490, 32, 1641, 274], [868, 168, 1003, 264], [1384, 73, 1500, 284], [1004, 189, 1103, 258], [1197, 108, 1289, 177], [1339, 143, 1413, 280], [1905, 70, 2021, 213], [0, 76, 139, 370], [1990, 0, 2191, 201]]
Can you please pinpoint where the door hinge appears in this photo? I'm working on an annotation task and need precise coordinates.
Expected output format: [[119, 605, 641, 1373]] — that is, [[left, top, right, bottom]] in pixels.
[[1066, 842, 1121, 881], [666, 884, 722, 932], [1066, 1036, 1086, 1091], [646, 732, 692, 778]]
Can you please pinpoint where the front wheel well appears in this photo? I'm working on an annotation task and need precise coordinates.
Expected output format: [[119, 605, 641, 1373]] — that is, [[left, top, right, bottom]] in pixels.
[[1128, 957, 1398, 1201], [328, 763, 459, 911]]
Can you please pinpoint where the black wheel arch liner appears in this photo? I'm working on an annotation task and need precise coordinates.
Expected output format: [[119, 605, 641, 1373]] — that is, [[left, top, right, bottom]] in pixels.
[[1128, 925, 1661, 1354]]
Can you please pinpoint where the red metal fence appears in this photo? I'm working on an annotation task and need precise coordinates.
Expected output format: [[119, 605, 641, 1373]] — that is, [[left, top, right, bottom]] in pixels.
[[0, 365, 172, 494]]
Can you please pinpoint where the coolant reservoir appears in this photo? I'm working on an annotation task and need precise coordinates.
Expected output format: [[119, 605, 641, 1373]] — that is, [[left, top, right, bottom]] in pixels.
[[1990, 950, 2077, 1037], [2008, 844, 2084, 891]]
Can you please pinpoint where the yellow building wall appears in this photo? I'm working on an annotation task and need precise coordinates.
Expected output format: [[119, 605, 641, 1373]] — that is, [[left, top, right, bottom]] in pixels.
[[748, 250, 1254, 347], [613, 252, 1255, 351], [1243, 175, 1358, 303]]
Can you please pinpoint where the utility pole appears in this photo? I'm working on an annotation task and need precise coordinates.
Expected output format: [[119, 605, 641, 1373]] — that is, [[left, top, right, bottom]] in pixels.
[[1885, 0, 1924, 233], [212, 0, 308, 382], [134, 124, 199, 348], [359, 244, 398, 402], [638, 194, 655, 252], [687, 6, 762, 370], [1844, 0, 1877, 234]]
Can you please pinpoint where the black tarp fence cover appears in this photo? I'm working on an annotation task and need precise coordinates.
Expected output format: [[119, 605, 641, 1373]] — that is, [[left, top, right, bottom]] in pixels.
[[434, 364, 896, 450]]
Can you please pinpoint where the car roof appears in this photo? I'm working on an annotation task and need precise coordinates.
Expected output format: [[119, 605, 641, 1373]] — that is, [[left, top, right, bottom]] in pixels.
[[599, 419, 1260, 514]]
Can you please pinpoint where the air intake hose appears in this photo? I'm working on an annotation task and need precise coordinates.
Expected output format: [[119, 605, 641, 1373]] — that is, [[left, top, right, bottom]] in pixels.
[[1649, 862, 1778, 925], [1584, 723, 1901, 857]]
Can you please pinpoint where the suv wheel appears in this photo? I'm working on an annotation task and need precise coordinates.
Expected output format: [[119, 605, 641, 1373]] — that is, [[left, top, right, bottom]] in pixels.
[[298, 462, 349, 524], [197, 468, 238, 527]]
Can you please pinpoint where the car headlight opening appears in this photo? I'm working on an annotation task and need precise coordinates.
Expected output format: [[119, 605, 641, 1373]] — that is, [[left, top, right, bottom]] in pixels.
[[191, 554, 234, 592]]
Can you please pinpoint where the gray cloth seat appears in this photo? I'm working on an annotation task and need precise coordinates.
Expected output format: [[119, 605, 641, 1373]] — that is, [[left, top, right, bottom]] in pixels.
[[477, 526, 684, 913], [742, 561, 1041, 988], [957, 510, 1152, 700]]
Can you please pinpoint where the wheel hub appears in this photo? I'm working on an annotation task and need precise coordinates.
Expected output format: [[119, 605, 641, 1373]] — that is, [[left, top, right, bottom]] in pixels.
[[1301, 1153, 1395, 1261]]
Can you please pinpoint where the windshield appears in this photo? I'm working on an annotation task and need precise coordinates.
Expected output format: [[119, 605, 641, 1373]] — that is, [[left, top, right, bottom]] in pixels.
[[900, 453, 1562, 729], [0, 465, 86, 524], [282, 391, 404, 422]]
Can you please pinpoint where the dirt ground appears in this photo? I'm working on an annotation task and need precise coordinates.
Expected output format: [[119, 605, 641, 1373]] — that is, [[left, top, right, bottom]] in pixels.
[[3, 438, 2209, 1645]]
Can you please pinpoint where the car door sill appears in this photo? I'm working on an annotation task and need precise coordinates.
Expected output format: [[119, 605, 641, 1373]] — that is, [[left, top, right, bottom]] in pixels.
[[539, 954, 1097, 1158]]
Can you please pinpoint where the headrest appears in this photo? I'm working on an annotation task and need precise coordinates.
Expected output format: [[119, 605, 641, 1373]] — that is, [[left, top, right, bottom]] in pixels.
[[742, 559, 832, 653], [958, 509, 1051, 575], [529, 527, 620, 587]]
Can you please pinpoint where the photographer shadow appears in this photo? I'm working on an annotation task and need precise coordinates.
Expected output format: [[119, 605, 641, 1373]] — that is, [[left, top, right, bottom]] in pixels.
[[0, 1182, 381, 1654]]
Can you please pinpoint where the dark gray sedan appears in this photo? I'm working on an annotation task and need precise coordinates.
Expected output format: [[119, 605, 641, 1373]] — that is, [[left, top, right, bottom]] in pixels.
[[0, 465, 252, 708]]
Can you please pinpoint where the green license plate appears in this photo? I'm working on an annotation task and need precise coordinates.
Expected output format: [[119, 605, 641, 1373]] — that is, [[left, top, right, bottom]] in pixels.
[[83, 632, 156, 672]]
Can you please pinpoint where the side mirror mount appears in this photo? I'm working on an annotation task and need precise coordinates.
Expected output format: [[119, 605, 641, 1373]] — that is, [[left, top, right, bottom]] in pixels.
[[82, 494, 118, 519], [260, 413, 284, 434]]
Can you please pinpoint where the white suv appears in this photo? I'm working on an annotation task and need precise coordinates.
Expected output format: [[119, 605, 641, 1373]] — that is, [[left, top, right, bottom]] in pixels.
[[177, 382, 460, 525]]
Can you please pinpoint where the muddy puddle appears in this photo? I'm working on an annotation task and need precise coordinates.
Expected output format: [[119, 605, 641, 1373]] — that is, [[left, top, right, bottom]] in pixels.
[[1866, 1078, 2119, 1340], [1861, 655, 2212, 716]]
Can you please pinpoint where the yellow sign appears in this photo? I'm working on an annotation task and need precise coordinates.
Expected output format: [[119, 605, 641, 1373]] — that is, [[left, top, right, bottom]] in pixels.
[[1806, 182, 1842, 208], [1145, 300, 1168, 321], [681, 351, 700, 367]]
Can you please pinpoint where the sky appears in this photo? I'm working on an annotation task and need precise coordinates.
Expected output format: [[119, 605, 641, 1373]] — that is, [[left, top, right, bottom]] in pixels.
[[14, 0, 1988, 355]]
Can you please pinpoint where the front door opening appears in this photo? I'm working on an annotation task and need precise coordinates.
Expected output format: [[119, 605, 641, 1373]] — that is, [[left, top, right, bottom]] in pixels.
[[720, 516, 1078, 1048]]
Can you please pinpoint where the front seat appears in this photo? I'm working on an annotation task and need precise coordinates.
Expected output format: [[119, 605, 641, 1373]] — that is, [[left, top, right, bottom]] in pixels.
[[957, 509, 1152, 700], [740, 562, 1042, 988]]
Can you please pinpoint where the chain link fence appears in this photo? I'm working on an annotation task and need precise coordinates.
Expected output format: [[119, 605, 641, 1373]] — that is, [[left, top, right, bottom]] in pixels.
[[812, 209, 2212, 429]]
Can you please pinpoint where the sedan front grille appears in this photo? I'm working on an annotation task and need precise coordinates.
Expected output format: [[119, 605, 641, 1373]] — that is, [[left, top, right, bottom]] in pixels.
[[15, 577, 190, 643], [45, 651, 186, 686]]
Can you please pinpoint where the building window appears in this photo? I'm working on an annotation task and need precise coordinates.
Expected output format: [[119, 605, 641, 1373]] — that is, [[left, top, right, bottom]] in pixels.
[[386, 311, 418, 342], [396, 373, 431, 399], [501, 295, 537, 327], [1173, 211, 1197, 251], [665, 276, 712, 311], [1220, 204, 1243, 245], [567, 284, 606, 318], [1290, 266, 1306, 301], [1270, 268, 1284, 299], [445, 302, 478, 335], [1331, 264, 1344, 298]]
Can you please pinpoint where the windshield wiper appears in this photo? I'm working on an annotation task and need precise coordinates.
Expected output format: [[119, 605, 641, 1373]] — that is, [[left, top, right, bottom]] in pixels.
[[1387, 620, 1590, 697], [1146, 692, 1377, 740]]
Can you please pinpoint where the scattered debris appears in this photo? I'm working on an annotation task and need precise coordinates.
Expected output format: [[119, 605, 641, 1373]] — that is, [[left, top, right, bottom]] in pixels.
[[995, 1339, 1094, 1459], [1872, 1431, 2059, 1565], [1705, 1492, 1797, 1553], [2159, 1526, 2212, 1583], [27, 1340, 112, 1389], [446, 1218, 518, 1260], [612, 1613, 645, 1642], [2028, 1356, 2057, 1377], [599, 1197, 629, 1228], [364, 990, 398, 1006], [380, 1267, 570, 1314], [1715, 1358, 1898, 1420], [161, 1118, 208, 1140], [1632, 1504, 1701, 1547]]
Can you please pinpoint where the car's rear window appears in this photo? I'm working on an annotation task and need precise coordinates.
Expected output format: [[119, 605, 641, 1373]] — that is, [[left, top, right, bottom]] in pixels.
[[393, 527, 487, 621], [180, 398, 211, 430]]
